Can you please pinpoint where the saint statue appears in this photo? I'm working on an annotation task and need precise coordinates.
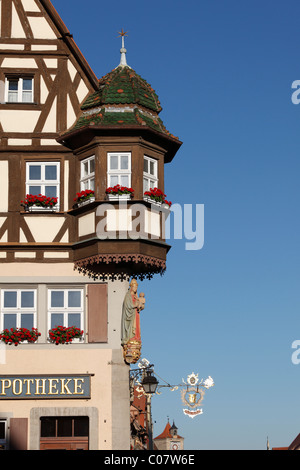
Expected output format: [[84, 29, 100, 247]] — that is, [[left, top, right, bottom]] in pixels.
[[121, 279, 145, 363]]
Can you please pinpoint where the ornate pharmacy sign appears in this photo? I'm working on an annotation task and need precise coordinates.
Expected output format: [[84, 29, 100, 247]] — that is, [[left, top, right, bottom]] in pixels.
[[0, 375, 91, 400], [181, 373, 214, 418]]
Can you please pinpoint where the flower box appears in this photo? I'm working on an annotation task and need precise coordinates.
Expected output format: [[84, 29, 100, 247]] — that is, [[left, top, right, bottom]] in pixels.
[[0, 327, 41, 346], [48, 326, 84, 345], [143, 197, 171, 210], [144, 188, 172, 208], [107, 194, 131, 201], [73, 190, 95, 207], [21, 194, 58, 212], [77, 197, 95, 207], [27, 206, 57, 212], [143, 196, 162, 206], [105, 184, 134, 201]]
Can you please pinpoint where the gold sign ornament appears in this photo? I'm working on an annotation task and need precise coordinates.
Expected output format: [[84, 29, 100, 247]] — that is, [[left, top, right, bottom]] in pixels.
[[181, 373, 214, 419]]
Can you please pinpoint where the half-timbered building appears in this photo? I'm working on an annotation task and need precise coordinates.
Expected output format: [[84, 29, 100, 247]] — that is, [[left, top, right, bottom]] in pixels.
[[0, 0, 181, 450]]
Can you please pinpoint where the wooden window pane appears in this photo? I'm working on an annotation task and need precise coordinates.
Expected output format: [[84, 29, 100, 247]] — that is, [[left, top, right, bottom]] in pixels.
[[29, 165, 41, 180], [110, 155, 118, 170], [57, 418, 72, 437], [4, 314, 17, 330], [40, 418, 56, 437], [4, 291, 17, 308], [45, 165, 57, 180], [21, 291, 34, 308], [74, 417, 89, 437], [21, 313, 34, 330], [51, 313, 64, 328]]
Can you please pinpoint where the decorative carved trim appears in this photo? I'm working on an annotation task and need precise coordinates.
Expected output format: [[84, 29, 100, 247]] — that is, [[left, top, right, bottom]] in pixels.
[[123, 340, 142, 365], [74, 253, 166, 281]]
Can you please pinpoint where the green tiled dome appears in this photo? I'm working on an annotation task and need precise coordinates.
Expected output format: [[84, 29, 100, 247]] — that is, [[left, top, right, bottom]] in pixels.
[[82, 65, 162, 113], [62, 64, 180, 143]]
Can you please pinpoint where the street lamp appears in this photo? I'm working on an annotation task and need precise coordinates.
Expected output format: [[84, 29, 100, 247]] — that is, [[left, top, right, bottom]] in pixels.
[[141, 369, 159, 395], [141, 368, 158, 451], [130, 362, 158, 450]]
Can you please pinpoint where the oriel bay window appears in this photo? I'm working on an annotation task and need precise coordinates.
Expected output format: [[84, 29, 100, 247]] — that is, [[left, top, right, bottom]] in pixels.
[[48, 289, 84, 336], [0, 289, 37, 331], [26, 162, 60, 210], [107, 152, 131, 188]]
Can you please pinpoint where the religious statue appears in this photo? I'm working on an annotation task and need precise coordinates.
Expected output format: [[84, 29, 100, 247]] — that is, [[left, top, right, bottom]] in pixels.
[[121, 279, 145, 364]]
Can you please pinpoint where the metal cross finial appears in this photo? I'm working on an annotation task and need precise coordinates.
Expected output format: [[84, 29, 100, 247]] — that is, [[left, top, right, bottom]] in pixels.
[[118, 29, 128, 67], [118, 28, 128, 38]]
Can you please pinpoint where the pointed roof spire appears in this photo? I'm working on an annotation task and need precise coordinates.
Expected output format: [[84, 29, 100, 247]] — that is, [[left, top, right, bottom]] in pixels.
[[118, 28, 129, 67]]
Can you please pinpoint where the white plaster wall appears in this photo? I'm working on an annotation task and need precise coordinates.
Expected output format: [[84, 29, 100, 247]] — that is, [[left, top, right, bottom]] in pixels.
[[22, 0, 40, 12], [106, 208, 132, 232], [11, 3, 26, 38], [1, 110, 41, 133], [1, 58, 37, 68], [27, 17, 57, 39], [78, 213, 95, 237], [23, 217, 65, 242], [0, 43, 24, 50], [0, 162, 8, 212], [76, 80, 89, 103], [144, 209, 161, 237]]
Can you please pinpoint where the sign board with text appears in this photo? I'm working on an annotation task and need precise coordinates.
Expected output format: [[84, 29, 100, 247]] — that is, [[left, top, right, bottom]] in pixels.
[[0, 375, 91, 400]]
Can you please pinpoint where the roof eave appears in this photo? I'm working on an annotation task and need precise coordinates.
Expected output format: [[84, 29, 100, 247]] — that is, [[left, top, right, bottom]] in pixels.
[[57, 125, 182, 162]]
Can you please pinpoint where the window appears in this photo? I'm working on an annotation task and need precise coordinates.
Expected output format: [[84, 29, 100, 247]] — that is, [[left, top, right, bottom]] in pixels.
[[40, 416, 89, 450], [48, 289, 84, 335], [5, 77, 33, 103], [143, 156, 158, 192], [107, 152, 131, 188], [0, 289, 37, 331], [0, 420, 7, 450], [41, 417, 89, 438], [26, 162, 60, 209], [80, 156, 95, 191]]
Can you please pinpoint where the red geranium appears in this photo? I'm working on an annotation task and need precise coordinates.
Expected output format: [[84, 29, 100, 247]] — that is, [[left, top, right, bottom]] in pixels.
[[48, 326, 84, 345], [106, 184, 134, 196], [21, 194, 58, 208], [144, 187, 172, 207], [73, 189, 95, 203], [0, 327, 41, 346]]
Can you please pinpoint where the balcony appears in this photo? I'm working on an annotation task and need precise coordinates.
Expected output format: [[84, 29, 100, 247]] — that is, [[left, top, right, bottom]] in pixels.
[[68, 199, 171, 280]]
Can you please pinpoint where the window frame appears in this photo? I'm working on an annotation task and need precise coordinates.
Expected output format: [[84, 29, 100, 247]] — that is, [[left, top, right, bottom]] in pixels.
[[25, 161, 60, 211], [143, 155, 158, 193], [5, 76, 34, 104], [107, 152, 131, 188], [47, 288, 84, 341], [0, 419, 8, 450], [80, 156, 95, 191], [0, 288, 37, 332]]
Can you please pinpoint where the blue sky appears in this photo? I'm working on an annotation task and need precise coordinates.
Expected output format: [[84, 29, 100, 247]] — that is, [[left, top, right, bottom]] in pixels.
[[52, 0, 300, 450]]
